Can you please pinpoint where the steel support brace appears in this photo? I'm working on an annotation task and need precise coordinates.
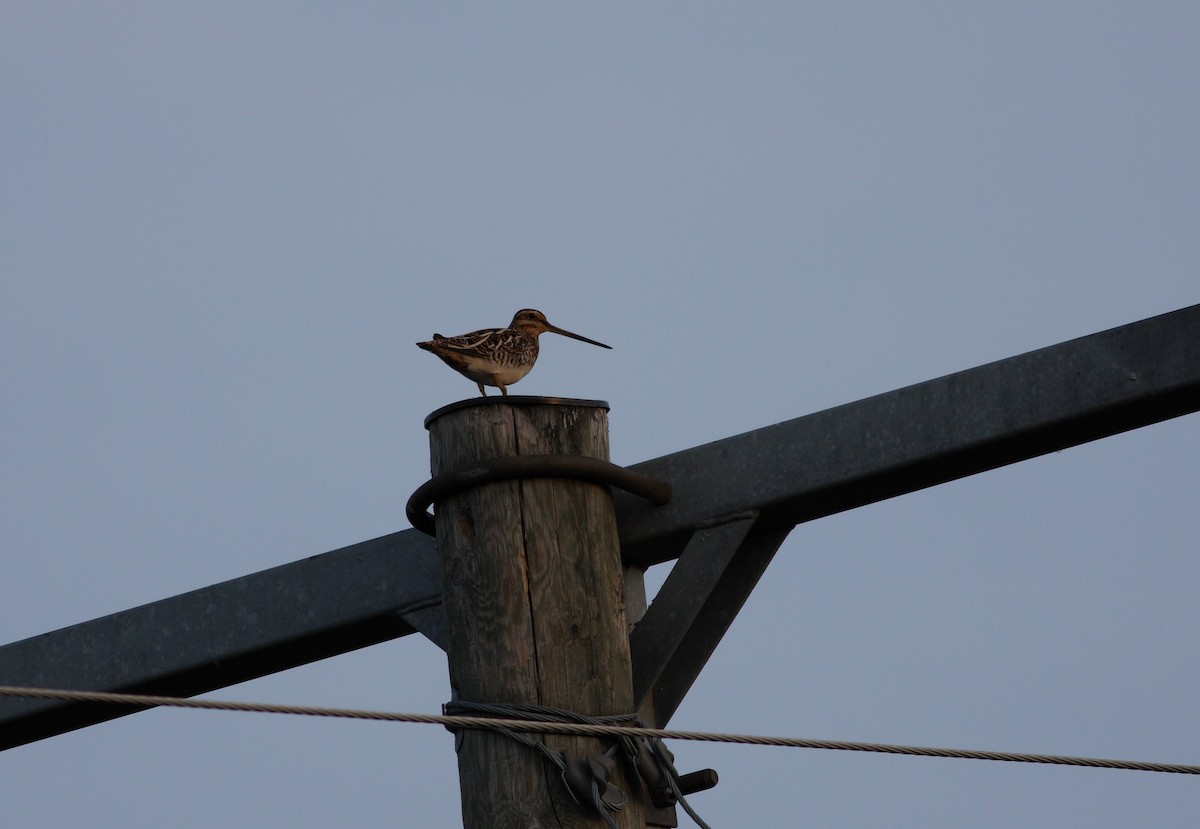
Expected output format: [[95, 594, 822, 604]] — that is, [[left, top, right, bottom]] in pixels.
[[631, 513, 793, 726]]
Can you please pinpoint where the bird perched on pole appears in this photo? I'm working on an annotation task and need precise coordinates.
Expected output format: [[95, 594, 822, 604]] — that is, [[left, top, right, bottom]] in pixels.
[[417, 309, 612, 396]]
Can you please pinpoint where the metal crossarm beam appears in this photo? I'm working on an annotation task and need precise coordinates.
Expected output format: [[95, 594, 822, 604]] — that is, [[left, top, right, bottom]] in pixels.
[[0, 530, 440, 751], [2, 304, 1197, 750], [615, 303, 1200, 568]]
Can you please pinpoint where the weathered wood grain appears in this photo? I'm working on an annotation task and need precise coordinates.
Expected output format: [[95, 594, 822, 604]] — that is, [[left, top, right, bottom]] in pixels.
[[428, 399, 643, 828]]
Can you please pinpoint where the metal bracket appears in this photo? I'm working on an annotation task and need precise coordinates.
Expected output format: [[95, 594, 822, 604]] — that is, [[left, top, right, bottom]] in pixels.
[[395, 597, 448, 651]]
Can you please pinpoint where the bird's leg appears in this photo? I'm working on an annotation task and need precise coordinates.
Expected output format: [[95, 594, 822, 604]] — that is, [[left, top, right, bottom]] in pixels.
[[476, 381, 487, 396], [498, 383, 509, 396]]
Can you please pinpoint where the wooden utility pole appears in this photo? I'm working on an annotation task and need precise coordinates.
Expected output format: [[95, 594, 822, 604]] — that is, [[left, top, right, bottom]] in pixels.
[[426, 397, 646, 828]]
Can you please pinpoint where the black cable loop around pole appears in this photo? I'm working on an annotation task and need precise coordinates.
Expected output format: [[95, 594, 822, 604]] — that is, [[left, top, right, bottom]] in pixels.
[[406, 455, 671, 535], [443, 700, 712, 829]]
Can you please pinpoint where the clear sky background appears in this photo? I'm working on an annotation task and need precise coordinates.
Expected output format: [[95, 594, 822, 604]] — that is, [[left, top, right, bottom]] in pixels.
[[2, 3, 1198, 827]]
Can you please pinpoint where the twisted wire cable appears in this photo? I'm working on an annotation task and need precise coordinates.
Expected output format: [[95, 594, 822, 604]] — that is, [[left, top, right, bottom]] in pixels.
[[2, 685, 1197, 776]]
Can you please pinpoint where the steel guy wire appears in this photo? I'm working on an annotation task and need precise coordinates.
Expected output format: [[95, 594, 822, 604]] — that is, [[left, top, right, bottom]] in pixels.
[[2, 685, 1198, 776]]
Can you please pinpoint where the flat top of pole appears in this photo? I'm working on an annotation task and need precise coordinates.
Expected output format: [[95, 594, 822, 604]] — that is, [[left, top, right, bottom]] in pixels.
[[424, 396, 610, 429]]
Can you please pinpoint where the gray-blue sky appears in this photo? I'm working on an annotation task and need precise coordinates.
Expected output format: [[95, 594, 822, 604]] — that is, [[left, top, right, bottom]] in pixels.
[[2, 3, 1198, 826]]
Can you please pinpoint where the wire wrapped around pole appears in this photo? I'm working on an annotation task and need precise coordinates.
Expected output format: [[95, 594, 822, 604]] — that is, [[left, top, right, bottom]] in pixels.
[[405, 454, 671, 535]]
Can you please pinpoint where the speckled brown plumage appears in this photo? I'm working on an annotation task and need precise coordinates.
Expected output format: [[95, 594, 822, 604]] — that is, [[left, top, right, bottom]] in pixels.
[[417, 309, 611, 396]]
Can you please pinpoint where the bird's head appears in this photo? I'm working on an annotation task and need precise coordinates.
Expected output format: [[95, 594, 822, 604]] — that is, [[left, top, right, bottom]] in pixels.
[[509, 309, 611, 349]]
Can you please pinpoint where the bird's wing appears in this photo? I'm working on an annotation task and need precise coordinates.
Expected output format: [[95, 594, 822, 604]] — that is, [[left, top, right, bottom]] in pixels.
[[430, 328, 504, 354]]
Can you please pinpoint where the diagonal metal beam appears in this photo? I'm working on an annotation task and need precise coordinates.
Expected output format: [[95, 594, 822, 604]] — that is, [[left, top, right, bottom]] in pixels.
[[630, 515, 758, 706], [615, 303, 1200, 568], [0, 530, 440, 751], [630, 513, 792, 726]]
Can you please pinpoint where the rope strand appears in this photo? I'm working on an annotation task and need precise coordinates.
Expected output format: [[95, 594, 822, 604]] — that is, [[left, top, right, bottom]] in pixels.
[[2, 685, 1197, 776]]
